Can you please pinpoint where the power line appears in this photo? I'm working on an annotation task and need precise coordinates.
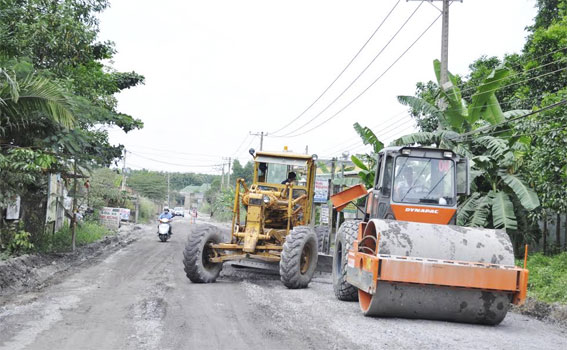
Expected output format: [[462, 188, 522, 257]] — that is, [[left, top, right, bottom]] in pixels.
[[321, 111, 411, 154], [458, 58, 567, 96], [124, 144, 223, 158], [454, 98, 567, 141], [275, 1, 426, 138], [269, 0, 403, 136], [231, 134, 250, 157], [280, 12, 442, 138], [129, 151, 223, 168]]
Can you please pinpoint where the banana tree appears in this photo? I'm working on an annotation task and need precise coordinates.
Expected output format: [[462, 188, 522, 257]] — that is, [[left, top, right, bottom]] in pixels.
[[392, 60, 539, 235], [350, 122, 384, 188]]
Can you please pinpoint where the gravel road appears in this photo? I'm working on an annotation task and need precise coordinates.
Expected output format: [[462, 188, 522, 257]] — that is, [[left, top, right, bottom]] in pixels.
[[0, 217, 565, 350]]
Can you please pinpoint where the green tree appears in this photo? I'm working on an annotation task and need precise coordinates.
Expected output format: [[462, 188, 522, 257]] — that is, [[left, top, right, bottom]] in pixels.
[[127, 170, 168, 202], [231, 159, 254, 185]]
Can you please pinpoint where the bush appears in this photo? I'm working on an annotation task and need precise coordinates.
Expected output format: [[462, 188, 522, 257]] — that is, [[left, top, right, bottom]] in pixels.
[[522, 252, 567, 304], [138, 197, 158, 224], [37, 221, 112, 253]]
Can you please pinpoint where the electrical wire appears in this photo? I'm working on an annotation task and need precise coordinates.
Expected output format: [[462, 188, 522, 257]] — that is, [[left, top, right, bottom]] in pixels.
[[129, 151, 223, 168], [269, 0, 403, 136], [275, 1, 426, 138], [453, 98, 567, 141], [231, 134, 250, 157], [279, 12, 442, 138]]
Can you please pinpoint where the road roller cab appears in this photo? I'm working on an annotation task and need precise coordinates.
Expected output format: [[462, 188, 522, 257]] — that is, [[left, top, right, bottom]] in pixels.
[[331, 146, 529, 325], [184, 148, 323, 289]]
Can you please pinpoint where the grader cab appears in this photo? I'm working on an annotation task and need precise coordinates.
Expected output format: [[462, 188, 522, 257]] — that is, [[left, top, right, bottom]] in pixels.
[[183, 149, 323, 289]]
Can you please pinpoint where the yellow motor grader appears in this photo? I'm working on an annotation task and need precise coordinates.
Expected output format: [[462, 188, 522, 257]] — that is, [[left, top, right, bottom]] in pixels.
[[183, 148, 326, 288]]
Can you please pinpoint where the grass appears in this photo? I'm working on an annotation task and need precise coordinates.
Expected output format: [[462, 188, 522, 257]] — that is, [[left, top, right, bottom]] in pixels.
[[37, 221, 113, 253], [519, 252, 567, 304]]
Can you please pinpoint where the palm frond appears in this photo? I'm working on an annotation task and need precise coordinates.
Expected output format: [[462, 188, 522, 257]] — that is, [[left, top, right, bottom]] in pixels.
[[491, 191, 517, 230], [457, 192, 481, 226], [470, 191, 494, 227], [0, 74, 75, 128], [499, 172, 540, 211], [475, 135, 508, 159], [353, 122, 383, 153]]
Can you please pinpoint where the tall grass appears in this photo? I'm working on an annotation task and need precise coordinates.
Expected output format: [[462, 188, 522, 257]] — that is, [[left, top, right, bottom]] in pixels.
[[522, 252, 567, 304], [37, 221, 113, 253]]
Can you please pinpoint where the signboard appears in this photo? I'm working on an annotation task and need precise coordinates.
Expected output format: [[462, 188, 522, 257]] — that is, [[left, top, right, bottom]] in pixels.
[[99, 207, 121, 229], [6, 196, 21, 220], [320, 203, 329, 225], [343, 202, 359, 219], [314, 179, 329, 203], [119, 208, 131, 221]]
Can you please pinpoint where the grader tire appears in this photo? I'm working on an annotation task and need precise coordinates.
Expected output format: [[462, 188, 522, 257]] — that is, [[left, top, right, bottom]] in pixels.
[[280, 226, 318, 289], [332, 220, 361, 301], [314, 226, 328, 253], [183, 224, 223, 283]]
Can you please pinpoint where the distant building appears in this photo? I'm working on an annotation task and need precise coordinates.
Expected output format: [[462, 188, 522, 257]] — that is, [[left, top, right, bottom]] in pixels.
[[179, 183, 211, 209]]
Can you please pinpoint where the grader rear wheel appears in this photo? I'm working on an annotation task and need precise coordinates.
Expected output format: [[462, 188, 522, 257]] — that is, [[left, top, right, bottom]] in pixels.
[[183, 224, 223, 283], [280, 226, 318, 289]]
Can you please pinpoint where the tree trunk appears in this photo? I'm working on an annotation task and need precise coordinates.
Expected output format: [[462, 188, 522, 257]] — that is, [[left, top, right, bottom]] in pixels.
[[556, 213, 561, 253], [564, 213, 567, 252]]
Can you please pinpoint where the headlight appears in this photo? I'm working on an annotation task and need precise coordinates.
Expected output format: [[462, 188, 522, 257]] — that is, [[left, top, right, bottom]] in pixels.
[[263, 195, 270, 204]]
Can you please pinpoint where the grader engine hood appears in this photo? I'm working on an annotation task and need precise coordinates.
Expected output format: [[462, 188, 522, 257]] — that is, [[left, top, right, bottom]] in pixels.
[[243, 193, 265, 252]]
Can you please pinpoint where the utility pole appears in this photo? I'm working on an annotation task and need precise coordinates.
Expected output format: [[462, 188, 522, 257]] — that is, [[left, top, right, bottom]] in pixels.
[[167, 172, 170, 208], [227, 157, 231, 187], [409, 0, 460, 85], [440, 0, 450, 85], [221, 163, 225, 190], [250, 131, 268, 151], [305, 145, 309, 155], [121, 149, 127, 191], [329, 158, 336, 233]]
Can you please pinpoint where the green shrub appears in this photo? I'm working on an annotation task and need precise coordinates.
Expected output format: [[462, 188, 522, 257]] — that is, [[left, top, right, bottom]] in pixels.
[[138, 197, 158, 223], [37, 221, 112, 253], [7, 230, 34, 254]]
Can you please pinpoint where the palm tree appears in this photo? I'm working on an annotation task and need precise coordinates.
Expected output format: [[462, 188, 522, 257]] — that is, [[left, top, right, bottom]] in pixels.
[[0, 58, 75, 134]]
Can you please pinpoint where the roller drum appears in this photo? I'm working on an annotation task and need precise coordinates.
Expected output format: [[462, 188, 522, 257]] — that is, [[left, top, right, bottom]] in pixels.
[[360, 219, 516, 325]]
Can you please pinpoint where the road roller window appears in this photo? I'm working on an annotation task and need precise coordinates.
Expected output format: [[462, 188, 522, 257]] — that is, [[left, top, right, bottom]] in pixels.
[[392, 157, 455, 206], [381, 156, 394, 195]]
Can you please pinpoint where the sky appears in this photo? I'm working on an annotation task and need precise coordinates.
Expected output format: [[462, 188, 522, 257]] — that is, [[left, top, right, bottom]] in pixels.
[[98, 0, 538, 174]]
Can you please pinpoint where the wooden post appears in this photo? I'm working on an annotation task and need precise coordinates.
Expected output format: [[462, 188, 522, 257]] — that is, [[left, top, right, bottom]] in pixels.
[[556, 213, 561, 252], [71, 159, 78, 251], [543, 213, 548, 255], [135, 195, 139, 224]]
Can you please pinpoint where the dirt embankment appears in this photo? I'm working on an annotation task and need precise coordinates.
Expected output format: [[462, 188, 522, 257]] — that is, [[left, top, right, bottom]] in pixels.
[[512, 298, 567, 328], [0, 223, 146, 301]]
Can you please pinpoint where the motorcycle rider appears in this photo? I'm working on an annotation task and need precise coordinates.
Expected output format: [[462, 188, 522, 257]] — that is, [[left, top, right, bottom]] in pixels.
[[158, 208, 173, 235]]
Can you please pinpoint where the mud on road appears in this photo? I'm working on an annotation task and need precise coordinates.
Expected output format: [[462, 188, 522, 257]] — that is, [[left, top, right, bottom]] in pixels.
[[0, 218, 565, 350]]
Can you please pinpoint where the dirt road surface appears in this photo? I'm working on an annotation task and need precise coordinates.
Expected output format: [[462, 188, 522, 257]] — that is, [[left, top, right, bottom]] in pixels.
[[0, 217, 565, 350]]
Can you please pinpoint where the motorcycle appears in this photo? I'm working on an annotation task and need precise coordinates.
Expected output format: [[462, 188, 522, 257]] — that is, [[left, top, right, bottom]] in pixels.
[[157, 218, 172, 242]]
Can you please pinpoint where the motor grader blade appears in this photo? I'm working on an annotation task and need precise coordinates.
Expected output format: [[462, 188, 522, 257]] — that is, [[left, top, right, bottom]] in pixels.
[[346, 219, 528, 325], [315, 253, 332, 273]]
